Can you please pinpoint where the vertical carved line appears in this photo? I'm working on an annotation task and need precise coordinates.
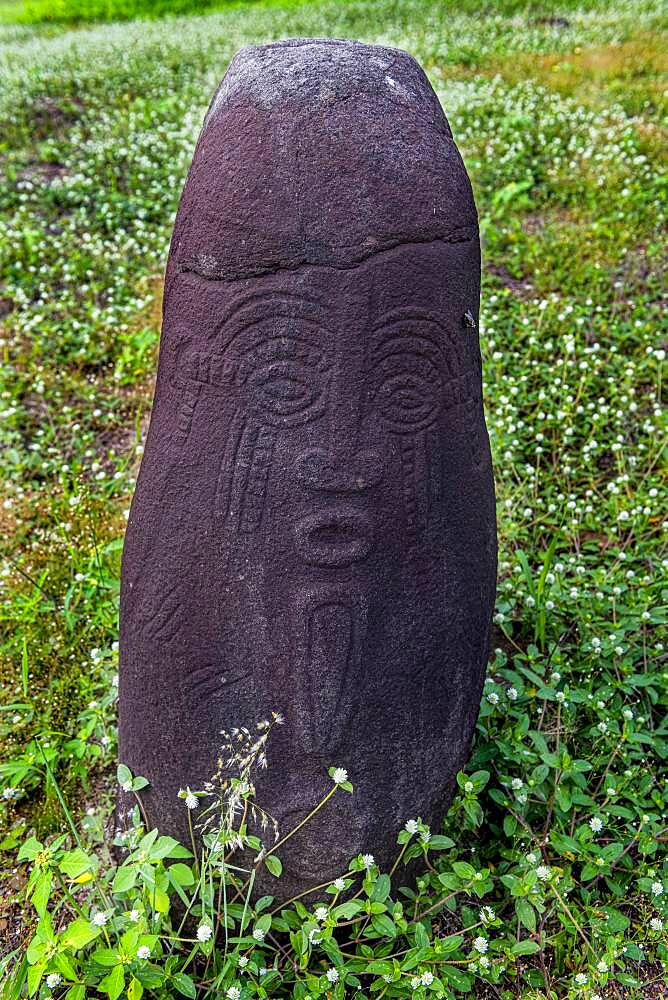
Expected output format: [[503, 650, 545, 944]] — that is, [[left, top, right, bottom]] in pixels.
[[240, 425, 276, 533], [214, 409, 247, 518], [227, 420, 259, 529], [400, 435, 418, 538], [172, 384, 202, 446]]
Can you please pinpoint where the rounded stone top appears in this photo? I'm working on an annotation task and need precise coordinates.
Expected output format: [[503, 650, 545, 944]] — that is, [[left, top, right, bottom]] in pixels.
[[205, 36, 449, 132]]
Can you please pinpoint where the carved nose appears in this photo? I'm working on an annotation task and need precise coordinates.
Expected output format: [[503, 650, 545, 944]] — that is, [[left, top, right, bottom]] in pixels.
[[294, 448, 383, 493]]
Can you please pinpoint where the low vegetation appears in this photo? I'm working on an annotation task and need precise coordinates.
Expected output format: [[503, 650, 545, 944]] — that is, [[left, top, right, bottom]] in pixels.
[[0, 0, 666, 996]]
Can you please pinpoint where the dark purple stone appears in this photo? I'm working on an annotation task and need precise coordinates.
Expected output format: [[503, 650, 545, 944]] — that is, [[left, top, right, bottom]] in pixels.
[[119, 38, 496, 899]]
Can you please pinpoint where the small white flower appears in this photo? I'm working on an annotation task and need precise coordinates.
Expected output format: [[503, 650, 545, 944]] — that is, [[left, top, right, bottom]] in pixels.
[[597, 959, 608, 973], [606, 787, 616, 797], [623, 708, 633, 720], [362, 853, 375, 868], [511, 778, 523, 790], [555, 691, 566, 704], [333, 878, 346, 891], [332, 767, 348, 785], [507, 687, 518, 700], [473, 936, 488, 953], [421, 971, 434, 985], [597, 722, 608, 734], [197, 923, 213, 942], [480, 906, 494, 923], [411, 976, 421, 988], [45, 973, 62, 989], [589, 817, 603, 833], [314, 906, 328, 922], [650, 917, 663, 931], [226, 988, 241, 1000], [575, 972, 587, 985], [185, 791, 198, 810], [536, 865, 551, 881], [651, 881, 663, 896], [464, 781, 474, 793], [526, 852, 538, 864], [486, 691, 499, 705], [326, 967, 339, 983], [92, 911, 108, 927], [308, 927, 322, 944], [252, 927, 265, 941], [405, 818, 419, 833], [137, 945, 150, 960], [478, 954, 490, 968], [128, 908, 141, 923]]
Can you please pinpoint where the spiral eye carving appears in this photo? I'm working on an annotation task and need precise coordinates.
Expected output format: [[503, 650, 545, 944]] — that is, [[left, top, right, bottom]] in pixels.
[[373, 342, 443, 433], [237, 334, 329, 427]]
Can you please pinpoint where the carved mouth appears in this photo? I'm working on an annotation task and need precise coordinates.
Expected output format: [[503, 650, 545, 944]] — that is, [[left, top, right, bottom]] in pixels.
[[294, 511, 375, 567]]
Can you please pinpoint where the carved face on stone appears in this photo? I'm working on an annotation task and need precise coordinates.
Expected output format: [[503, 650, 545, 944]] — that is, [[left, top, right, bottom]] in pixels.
[[119, 38, 497, 898]]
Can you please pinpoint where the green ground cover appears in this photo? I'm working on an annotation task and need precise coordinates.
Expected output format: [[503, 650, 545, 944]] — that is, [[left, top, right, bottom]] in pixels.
[[0, 0, 666, 996]]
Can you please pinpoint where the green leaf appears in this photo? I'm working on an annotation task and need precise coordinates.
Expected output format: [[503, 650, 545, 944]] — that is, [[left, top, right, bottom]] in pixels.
[[30, 870, 52, 917], [60, 848, 96, 880], [27, 962, 45, 998], [265, 854, 282, 877], [128, 978, 144, 1000], [512, 939, 540, 955], [101, 964, 125, 1000], [452, 861, 476, 880], [428, 835, 455, 850], [65, 987, 85, 1000], [515, 897, 536, 932], [112, 865, 138, 893], [172, 973, 196, 998], [149, 836, 181, 861], [371, 874, 391, 902], [60, 917, 101, 951], [92, 949, 121, 967], [18, 836, 43, 862], [117, 764, 133, 788], [370, 913, 396, 938]]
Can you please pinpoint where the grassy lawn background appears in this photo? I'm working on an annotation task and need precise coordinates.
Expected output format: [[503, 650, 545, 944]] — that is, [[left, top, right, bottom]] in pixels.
[[0, 0, 666, 995]]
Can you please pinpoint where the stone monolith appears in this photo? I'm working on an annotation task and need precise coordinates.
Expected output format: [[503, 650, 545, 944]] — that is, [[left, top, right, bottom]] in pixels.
[[119, 38, 497, 900]]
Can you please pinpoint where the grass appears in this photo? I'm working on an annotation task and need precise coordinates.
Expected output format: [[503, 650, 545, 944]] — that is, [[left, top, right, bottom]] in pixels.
[[0, 0, 666, 995]]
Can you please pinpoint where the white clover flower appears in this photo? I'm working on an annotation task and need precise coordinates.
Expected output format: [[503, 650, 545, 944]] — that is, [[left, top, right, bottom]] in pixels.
[[526, 852, 538, 864], [332, 767, 348, 785], [46, 973, 62, 989], [226, 988, 241, 1000], [326, 967, 339, 983], [137, 945, 150, 960], [197, 923, 213, 942], [333, 878, 346, 891], [511, 778, 523, 790], [555, 691, 566, 704], [507, 687, 518, 701], [405, 818, 419, 833], [651, 881, 663, 896], [597, 959, 608, 973], [650, 917, 663, 931], [536, 865, 551, 881], [411, 976, 421, 989], [314, 906, 328, 922], [575, 972, 587, 985], [479, 954, 490, 968], [92, 911, 109, 927], [185, 791, 198, 810], [252, 927, 265, 941], [128, 908, 141, 923], [473, 936, 488, 953], [623, 708, 634, 720], [421, 971, 434, 985], [464, 781, 474, 793], [589, 816, 603, 833], [486, 691, 499, 705], [362, 853, 375, 868], [597, 722, 608, 734]]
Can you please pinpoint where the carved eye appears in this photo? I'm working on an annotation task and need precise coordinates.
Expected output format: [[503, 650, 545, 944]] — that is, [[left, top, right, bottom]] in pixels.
[[239, 337, 329, 427], [374, 346, 443, 433], [251, 362, 319, 416]]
